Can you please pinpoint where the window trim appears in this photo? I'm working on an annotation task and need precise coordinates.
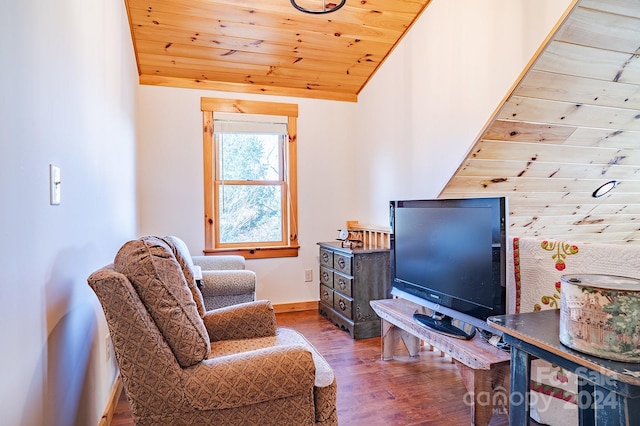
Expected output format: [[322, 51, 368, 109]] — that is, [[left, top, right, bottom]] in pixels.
[[201, 97, 299, 259]]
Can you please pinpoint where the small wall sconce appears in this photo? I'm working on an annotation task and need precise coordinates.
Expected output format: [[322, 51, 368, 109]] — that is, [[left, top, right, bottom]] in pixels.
[[592, 180, 618, 198], [290, 0, 346, 14]]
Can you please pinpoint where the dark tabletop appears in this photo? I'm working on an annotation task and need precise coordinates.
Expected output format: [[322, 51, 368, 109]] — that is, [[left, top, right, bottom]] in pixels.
[[488, 310, 640, 387]]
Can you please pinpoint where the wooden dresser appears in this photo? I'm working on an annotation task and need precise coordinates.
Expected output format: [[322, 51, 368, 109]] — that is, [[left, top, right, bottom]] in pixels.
[[318, 241, 390, 339]]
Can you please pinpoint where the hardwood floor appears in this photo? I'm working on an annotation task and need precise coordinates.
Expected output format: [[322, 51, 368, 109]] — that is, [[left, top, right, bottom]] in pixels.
[[112, 310, 512, 425]]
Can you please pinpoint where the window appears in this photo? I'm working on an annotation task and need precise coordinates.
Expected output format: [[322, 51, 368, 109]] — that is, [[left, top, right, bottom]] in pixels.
[[201, 98, 299, 259]]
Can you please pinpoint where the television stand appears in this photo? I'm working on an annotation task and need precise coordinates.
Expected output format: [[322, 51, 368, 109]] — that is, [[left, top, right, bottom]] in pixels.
[[370, 298, 510, 426], [413, 313, 476, 340]]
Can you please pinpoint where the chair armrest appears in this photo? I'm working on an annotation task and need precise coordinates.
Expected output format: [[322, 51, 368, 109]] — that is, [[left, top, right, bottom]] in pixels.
[[199, 270, 256, 297], [203, 300, 277, 341], [192, 255, 246, 271], [183, 345, 316, 410]]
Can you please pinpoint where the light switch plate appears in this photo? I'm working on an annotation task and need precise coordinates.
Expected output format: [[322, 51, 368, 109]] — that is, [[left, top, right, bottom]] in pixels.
[[50, 164, 61, 205]]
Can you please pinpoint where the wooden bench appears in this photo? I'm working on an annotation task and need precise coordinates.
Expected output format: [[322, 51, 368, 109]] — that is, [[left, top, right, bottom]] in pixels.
[[370, 298, 510, 426]]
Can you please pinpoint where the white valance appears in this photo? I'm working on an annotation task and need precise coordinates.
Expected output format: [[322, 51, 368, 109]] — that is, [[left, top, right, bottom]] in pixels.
[[214, 112, 288, 134]]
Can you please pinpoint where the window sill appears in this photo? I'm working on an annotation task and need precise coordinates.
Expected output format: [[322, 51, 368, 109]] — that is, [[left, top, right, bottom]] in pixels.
[[202, 246, 300, 259]]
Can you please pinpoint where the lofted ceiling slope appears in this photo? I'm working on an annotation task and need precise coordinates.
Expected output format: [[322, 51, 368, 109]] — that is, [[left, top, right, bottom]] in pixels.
[[441, 0, 640, 244], [125, 0, 432, 102]]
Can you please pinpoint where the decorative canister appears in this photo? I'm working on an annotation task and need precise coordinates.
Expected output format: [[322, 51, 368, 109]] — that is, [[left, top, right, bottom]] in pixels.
[[559, 274, 640, 362]]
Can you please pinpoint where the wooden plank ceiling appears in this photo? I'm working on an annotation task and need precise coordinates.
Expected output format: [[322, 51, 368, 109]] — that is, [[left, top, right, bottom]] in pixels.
[[441, 0, 640, 244], [125, 0, 432, 102]]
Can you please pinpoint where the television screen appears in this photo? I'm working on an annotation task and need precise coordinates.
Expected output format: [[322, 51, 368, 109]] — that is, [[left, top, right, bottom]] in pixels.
[[390, 197, 507, 333]]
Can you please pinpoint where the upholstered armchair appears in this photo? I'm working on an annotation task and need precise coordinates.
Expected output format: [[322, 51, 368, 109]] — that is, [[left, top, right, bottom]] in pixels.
[[163, 235, 256, 310], [88, 236, 337, 425]]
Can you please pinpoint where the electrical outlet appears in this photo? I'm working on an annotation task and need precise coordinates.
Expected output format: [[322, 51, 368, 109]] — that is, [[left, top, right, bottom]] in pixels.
[[105, 334, 111, 362], [304, 269, 313, 282]]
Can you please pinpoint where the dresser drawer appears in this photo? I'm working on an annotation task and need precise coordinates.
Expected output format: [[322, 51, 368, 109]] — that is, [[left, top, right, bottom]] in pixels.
[[320, 266, 333, 287], [333, 252, 352, 275], [334, 293, 353, 319], [333, 271, 352, 297], [320, 284, 333, 306], [319, 248, 333, 268]]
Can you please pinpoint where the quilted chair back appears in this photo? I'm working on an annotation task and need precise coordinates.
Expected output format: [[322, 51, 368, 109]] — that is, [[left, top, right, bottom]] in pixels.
[[88, 236, 211, 423], [88, 265, 188, 420]]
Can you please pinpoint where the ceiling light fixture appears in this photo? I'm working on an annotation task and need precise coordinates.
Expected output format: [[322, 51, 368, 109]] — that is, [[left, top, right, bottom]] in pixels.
[[290, 0, 346, 14], [592, 180, 618, 198]]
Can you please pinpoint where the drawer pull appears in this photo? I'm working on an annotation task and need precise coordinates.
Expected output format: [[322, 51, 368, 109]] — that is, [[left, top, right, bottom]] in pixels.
[[322, 271, 329, 281], [322, 252, 329, 262], [338, 279, 346, 290], [339, 299, 346, 311], [338, 258, 345, 268]]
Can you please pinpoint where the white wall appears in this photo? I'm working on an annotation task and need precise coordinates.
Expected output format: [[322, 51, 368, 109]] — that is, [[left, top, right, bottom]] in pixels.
[[136, 87, 359, 304], [0, 0, 138, 424], [356, 0, 574, 226]]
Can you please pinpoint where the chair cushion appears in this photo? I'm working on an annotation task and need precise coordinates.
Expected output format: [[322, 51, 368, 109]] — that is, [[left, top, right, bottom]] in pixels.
[[208, 327, 337, 421], [162, 235, 206, 317], [114, 236, 210, 367]]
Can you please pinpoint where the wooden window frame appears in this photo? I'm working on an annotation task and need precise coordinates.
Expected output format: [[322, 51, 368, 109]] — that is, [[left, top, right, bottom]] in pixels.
[[201, 97, 299, 259]]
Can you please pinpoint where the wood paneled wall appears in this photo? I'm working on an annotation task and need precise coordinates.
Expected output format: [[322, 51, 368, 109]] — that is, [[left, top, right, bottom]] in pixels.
[[441, 0, 640, 244]]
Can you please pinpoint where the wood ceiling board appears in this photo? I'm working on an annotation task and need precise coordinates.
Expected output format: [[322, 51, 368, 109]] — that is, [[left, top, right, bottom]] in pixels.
[[131, 26, 394, 66], [580, 0, 640, 19], [554, 6, 640, 54], [555, 7, 640, 54], [510, 191, 640, 205], [564, 128, 640, 148], [138, 65, 362, 95], [498, 97, 640, 131], [482, 120, 576, 143], [534, 41, 640, 85], [508, 213, 640, 228], [441, 190, 640, 209], [137, 52, 366, 85], [507, 224, 632, 240], [483, 120, 640, 148], [506, 218, 638, 234], [458, 159, 640, 180], [134, 39, 384, 70], [474, 141, 640, 165], [587, 203, 640, 215], [508, 203, 640, 217], [516, 70, 640, 110], [135, 43, 375, 79], [446, 176, 640, 194]]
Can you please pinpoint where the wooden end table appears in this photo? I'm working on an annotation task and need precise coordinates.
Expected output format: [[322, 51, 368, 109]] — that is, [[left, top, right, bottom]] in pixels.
[[488, 309, 640, 426]]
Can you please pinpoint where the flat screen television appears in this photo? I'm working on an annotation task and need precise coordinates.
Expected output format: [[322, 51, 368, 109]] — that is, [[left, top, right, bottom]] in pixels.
[[389, 197, 507, 338]]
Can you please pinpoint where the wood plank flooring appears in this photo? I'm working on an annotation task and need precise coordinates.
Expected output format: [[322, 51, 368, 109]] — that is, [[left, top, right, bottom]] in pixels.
[[111, 309, 513, 425]]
